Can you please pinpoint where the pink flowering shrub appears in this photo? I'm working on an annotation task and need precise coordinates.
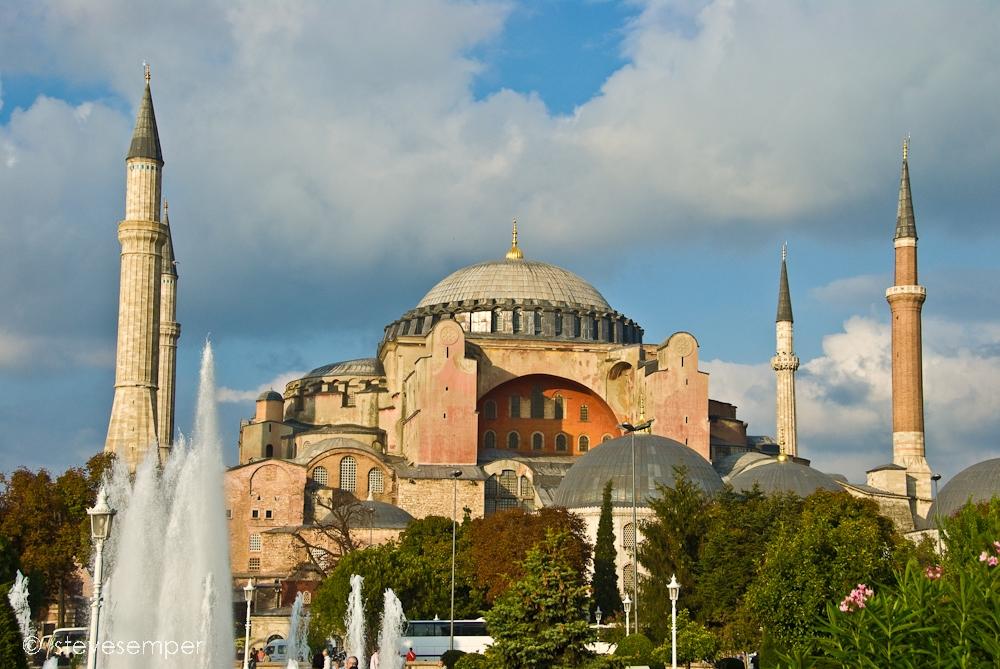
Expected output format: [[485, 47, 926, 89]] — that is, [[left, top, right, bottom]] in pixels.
[[776, 499, 1000, 668]]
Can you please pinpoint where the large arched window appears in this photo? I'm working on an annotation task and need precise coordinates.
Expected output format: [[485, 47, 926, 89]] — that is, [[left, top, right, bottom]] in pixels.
[[507, 432, 520, 449], [498, 470, 518, 510], [484, 400, 498, 420], [368, 468, 384, 494], [531, 432, 544, 450], [555, 434, 568, 452], [339, 456, 357, 492], [312, 466, 328, 486], [623, 563, 636, 592], [623, 522, 636, 553], [483, 430, 497, 449], [510, 395, 521, 418], [579, 435, 590, 452], [580, 404, 589, 422], [520, 475, 534, 500]]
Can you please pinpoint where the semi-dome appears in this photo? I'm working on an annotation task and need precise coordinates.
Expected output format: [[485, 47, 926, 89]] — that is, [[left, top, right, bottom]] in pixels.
[[929, 458, 1000, 519], [728, 458, 843, 497], [553, 434, 724, 508], [417, 258, 611, 311], [303, 357, 385, 379], [713, 451, 773, 479]]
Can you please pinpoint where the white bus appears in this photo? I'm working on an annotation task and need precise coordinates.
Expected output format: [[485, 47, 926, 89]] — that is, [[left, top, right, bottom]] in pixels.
[[400, 619, 492, 660]]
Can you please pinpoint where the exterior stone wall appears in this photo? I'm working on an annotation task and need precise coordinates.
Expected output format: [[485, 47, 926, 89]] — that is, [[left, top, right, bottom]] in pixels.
[[396, 477, 484, 520]]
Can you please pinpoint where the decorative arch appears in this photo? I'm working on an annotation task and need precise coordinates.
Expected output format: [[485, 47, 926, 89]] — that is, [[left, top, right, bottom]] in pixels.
[[476, 374, 619, 457]]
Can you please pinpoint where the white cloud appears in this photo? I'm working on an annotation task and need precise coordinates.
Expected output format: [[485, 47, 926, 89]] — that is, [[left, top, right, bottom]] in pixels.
[[704, 315, 1000, 483], [217, 370, 306, 404]]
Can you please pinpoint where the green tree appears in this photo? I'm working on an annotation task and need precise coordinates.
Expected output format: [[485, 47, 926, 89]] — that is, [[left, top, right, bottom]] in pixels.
[[0, 585, 29, 669], [468, 506, 591, 603], [592, 481, 621, 618], [485, 530, 594, 668], [614, 633, 659, 668], [652, 609, 719, 668], [744, 490, 908, 651], [637, 467, 711, 641]]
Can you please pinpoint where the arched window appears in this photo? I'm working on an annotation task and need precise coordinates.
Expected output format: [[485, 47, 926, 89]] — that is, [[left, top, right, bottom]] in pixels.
[[264, 444, 274, 457], [554, 312, 563, 336], [554, 395, 564, 420], [249, 533, 262, 552], [312, 466, 328, 486], [531, 433, 544, 450], [368, 468, 384, 494], [303, 591, 312, 605], [507, 432, 520, 449], [483, 430, 496, 449], [602, 434, 613, 442], [623, 563, 636, 592], [623, 522, 636, 552], [579, 435, 590, 452], [484, 400, 498, 420], [530, 385, 544, 419], [520, 475, 534, 500], [340, 456, 357, 492], [498, 470, 518, 510], [510, 395, 521, 418], [555, 434, 568, 452], [580, 405, 589, 422]]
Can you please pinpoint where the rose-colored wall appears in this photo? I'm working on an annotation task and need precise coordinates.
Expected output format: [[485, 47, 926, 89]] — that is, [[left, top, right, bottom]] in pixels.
[[477, 374, 619, 455]]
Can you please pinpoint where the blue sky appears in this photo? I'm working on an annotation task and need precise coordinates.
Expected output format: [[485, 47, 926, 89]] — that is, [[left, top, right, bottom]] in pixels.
[[1, 0, 998, 484]]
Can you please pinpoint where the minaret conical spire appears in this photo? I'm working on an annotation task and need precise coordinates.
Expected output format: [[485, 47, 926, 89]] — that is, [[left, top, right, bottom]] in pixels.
[[894, 136, 916, 240], [162, 200, 177, 277], [776, 242, 793, 323], [127, 64, 163, 162]]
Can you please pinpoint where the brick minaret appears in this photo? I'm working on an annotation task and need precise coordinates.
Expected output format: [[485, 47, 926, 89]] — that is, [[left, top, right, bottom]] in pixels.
[[105, 66, 168, 471], [771, 244, 799, 457], [156, 200, 180, 461], [885, 138, 932, 516]]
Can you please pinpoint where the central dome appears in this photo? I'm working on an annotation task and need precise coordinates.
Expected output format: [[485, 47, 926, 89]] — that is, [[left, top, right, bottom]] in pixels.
[[416, 258, 611, 311]]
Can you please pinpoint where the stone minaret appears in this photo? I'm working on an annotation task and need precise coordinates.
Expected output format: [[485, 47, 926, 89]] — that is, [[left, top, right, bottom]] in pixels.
[[886, 138, 932, 515], [771, 244, 799, 457], [105, 66, 168, 471], [156, 200, 180, 460]]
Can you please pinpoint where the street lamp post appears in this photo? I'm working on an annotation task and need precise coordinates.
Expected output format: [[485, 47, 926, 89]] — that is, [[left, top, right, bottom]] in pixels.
[[86, 487, 115, 669], [618, 419, 653, 635], [594, 606, 602, 642], [242, 579, 255, 669], [622, 594, 631, 637], [667, 574, 681, 669], [449, 469, 462, 652]]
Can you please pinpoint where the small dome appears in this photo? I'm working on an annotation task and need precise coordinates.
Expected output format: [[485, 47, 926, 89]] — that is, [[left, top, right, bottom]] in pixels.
[[930, 458, 1000, 519], [713, 451, 773, 479], [553, 434, 723, 508], [319, 498, 414, 530], [728, 458, 842, 497], [257, 390, 283, 402], [417, 259, 612, 311]]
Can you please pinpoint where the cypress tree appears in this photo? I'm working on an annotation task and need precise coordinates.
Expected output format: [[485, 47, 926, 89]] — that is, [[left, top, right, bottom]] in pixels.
[[591, 480, 622, 616], [0, 585, 30, 669]]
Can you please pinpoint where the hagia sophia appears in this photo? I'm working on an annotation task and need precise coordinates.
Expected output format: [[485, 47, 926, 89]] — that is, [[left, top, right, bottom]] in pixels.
[[104, 75, 999, 617]]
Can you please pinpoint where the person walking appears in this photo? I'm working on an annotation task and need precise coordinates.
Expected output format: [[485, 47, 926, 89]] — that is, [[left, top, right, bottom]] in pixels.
[[369, 649, 380, 669], [322, 648, 333, 669], [248, 647, 258, 669]]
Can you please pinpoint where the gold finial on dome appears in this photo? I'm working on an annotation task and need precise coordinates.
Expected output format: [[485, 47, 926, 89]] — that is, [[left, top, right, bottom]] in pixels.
[[506, 218, 524, 260], [144, 61, 151, 84], [902, 134, 909, 161]]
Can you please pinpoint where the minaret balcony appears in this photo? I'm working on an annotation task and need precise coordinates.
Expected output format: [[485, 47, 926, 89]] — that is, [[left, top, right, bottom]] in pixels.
[[885, 285, 926, 299]]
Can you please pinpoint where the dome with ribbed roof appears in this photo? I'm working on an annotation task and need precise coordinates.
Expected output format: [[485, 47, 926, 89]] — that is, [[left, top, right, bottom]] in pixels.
[[417, 258, 611, 311], [929, 458, 1000, 519], [257, 390, 283, 402], [553, 434, 723, 508], [728, 458, 842, 497]]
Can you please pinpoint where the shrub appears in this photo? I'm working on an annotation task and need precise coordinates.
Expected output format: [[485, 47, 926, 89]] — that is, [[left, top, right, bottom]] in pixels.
[[454, 652, 489, 669], [614, 633, 662, 669], [440, 649, 466, 669]]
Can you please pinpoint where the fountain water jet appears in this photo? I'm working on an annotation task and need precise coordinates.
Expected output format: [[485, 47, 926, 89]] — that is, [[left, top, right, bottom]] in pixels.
[[7, 570, 33, 642], [286, 591, 311, 668], [345, 574, 366, 667], [98, 341, 233, 668], [377, 589, 407, 669]]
